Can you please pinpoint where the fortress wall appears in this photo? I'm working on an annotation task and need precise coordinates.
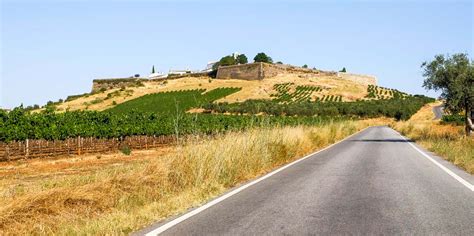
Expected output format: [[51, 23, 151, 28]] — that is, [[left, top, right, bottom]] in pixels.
[[216, 63, 264, 80], [91, 78, 147, 93], [216, 63, 378, 85]]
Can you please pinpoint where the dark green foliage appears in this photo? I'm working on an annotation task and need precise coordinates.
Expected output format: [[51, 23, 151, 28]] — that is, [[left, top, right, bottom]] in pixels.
[[441, 114, 465, 125], [302, 64, 308, 68], [422, 53, 473, 114], [204, 95, 434, 121], [236, 54, 248, 64], [0, 108, 343, 142], [340, 67, 347, 72], [421, 53, 473, 135], [120, 145, 131, 155], [152, 65, 155, 74], [107, 88, 241, 115], [254, 52, 273, 63]]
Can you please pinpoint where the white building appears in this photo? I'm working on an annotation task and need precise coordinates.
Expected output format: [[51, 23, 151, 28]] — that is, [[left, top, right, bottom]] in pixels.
[[148, 72, 167, 79], [203, 61, 218, 72]]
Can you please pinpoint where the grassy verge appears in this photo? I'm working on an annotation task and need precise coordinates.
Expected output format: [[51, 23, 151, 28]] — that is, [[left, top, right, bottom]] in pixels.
[[0, 119, 382, 235], [390, 102, 473, 174], [392, 121, 473, 174]]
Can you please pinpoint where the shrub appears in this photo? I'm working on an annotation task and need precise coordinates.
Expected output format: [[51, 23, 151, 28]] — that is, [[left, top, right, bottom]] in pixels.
[[120, 145, 131, 155]]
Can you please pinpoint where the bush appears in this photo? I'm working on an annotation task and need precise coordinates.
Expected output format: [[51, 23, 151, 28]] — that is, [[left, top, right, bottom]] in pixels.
[[120, 145, 131, 155]]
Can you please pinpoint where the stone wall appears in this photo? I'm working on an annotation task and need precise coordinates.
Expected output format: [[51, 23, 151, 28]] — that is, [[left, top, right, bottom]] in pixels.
[[91, 78, 147, 92], [216, 63, 336, 80], [216, 63, 264, 80], [216, 63, 376, 86]]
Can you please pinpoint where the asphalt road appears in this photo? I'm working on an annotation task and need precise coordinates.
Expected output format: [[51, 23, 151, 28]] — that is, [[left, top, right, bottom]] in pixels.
[[141, 126, 473, 235], [433, 105, 444, 120]]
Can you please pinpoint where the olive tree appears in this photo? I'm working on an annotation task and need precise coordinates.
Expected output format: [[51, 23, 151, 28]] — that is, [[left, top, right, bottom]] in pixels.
[[421, 53, 474, 135]]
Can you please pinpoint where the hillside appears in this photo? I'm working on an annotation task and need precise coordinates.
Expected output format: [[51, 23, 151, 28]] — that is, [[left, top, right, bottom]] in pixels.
[[52, 71, 396, 113]]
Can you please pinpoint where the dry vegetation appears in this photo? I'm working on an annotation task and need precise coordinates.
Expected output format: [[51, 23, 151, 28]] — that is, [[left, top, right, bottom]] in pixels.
[[54, 74, 368, 112], [391, 102, 474, 174], [0, 120, 385, 235]]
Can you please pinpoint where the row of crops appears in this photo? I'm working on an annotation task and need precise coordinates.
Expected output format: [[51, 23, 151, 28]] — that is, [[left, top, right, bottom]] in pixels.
[[107, 87, 241, 114], [317, 95, 343, 102], [271, 83, 322, 103], [366, 85, 408, 100], [203, 95, 434, 121], [0, 108, 342, 142]]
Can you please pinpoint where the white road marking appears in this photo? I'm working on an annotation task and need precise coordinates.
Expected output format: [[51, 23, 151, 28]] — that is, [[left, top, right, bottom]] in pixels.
[[395, 131, 474, 192], [144, 127, 369, 235]]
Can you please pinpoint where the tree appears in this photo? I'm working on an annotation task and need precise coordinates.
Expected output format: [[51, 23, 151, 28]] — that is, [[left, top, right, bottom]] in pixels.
[[276, 61, 283, 64], [152, 65, 155, 74], [422, 53, 474, 135], [340, 67, 347, 72], [254, 53, 273, 63], [302, 64, 308, 68], [212, 55, 237, 70], [236, 54, 248, 64]]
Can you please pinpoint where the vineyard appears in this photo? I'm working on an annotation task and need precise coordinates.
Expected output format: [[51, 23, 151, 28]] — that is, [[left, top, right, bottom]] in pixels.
[[365, 85, 408, 100], [204, 95, 434, 120], [271, 83, 322, 103], [107, 87, 241, 114], [0, 108, 343, 143]]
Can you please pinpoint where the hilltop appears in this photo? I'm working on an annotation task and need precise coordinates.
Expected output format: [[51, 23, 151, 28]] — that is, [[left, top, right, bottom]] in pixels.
[[49, 63, 399, 113]]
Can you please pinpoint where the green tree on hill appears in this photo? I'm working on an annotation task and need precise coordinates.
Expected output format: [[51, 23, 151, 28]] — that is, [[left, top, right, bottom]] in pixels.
[[213, 55, 237, 70], [236, 54, 248, 64], [422, 53, 474, 135], [254, 52, 273, 63], [302, 64, 308, 68], [340, 67, 347, 72], [151, 65, 155, 74]]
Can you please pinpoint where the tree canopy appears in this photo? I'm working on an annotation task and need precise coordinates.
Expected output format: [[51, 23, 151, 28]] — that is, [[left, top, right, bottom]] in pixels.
[[236, 54, 248, 64], [422, 53, 474, 135], [340, 67, 347, 72], [254, 53, 273, 63]]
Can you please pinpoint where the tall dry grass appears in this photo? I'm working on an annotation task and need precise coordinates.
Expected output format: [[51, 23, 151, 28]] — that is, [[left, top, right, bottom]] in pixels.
[[392, 121, 474, 174], [0, 120, 373, 235]]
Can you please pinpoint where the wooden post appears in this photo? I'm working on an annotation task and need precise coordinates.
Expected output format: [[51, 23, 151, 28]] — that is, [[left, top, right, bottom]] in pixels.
[[25, 139, 29, 158], [77, 136, 81, 155]]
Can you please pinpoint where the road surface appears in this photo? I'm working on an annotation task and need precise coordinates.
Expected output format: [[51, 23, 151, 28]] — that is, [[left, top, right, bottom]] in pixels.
[[433, 105, 444, 120], [140, 126, 473, 235]]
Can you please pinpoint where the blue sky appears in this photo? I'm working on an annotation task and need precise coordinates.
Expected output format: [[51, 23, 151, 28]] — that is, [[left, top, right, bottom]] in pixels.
[[1, 0, 473, 108]]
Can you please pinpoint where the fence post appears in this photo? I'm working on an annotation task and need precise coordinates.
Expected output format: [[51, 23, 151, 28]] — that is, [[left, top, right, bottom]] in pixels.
[[26, 139, 29, 158], [6, 145, 9, 161], [77, 136, 81, 155]]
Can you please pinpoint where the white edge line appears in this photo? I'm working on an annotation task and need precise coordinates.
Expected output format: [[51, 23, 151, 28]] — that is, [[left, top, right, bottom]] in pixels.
[[395, 131, 474, 192], [144, 127, 370, 235]]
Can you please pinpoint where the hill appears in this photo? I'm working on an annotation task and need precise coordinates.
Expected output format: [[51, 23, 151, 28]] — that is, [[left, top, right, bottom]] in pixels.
[[51, 69, 397, 113]]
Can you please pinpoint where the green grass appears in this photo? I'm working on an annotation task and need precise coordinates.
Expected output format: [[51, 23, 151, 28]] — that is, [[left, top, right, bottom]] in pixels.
[[106, 87, 241, 114]]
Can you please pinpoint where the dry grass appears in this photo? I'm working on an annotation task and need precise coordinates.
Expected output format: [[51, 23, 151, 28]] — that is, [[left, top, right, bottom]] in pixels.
[[391, 102, 473, 174], [54, 74, 369, 112], [0, 120, 381, 235]]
